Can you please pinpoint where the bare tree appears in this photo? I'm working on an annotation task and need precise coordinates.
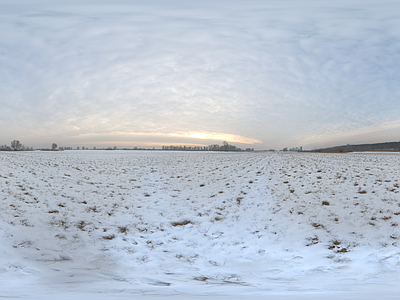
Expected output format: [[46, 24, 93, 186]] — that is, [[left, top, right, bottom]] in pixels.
[[11, 140, 22, 151], [52, 143, 57, 150], [222, 141, 229, 151]]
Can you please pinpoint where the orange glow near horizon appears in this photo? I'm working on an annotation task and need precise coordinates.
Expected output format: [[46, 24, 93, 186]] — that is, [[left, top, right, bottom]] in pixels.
[[167, 131, 262, 144], [72, 131, 262, 146]]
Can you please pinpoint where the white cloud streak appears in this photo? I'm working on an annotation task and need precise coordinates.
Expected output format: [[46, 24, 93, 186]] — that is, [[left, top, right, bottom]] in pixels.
[[0, 0, 399, 149]]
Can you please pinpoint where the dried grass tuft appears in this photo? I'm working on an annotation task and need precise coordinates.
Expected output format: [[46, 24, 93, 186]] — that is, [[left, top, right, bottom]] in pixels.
[[171, 220, 192, 226], [102, 234, 116, 240]]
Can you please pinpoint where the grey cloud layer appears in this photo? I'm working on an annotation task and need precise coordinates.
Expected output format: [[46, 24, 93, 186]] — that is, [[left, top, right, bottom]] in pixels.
[[1, 0, 399, 148]]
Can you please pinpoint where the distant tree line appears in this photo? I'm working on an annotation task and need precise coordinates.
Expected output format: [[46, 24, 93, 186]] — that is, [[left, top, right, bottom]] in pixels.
[[313, 141, 400, 152], [0, 140, 33, 151], [282, 146, 303, 152], [0, 141, 63, 151], [58, 146, 155, 150], [162, 141, 254, 152]]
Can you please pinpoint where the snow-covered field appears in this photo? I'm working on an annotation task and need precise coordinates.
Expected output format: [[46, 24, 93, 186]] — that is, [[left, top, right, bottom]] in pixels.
[[1, 150, 399, 299]]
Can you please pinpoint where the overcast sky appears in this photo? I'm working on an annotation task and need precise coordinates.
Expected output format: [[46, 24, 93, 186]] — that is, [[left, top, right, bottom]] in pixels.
[[1, 0, 399, 150]]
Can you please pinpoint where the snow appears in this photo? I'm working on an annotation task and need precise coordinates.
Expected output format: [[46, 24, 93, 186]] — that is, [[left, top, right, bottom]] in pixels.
[[1, 150, 399, 299]]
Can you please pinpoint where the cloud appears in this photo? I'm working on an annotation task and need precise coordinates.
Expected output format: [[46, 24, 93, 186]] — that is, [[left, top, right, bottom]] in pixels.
[[0, 0, 399, 149]]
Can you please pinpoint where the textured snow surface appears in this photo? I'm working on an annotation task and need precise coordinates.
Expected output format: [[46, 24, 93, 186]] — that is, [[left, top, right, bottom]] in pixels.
[[0, 150, 399, 299]]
